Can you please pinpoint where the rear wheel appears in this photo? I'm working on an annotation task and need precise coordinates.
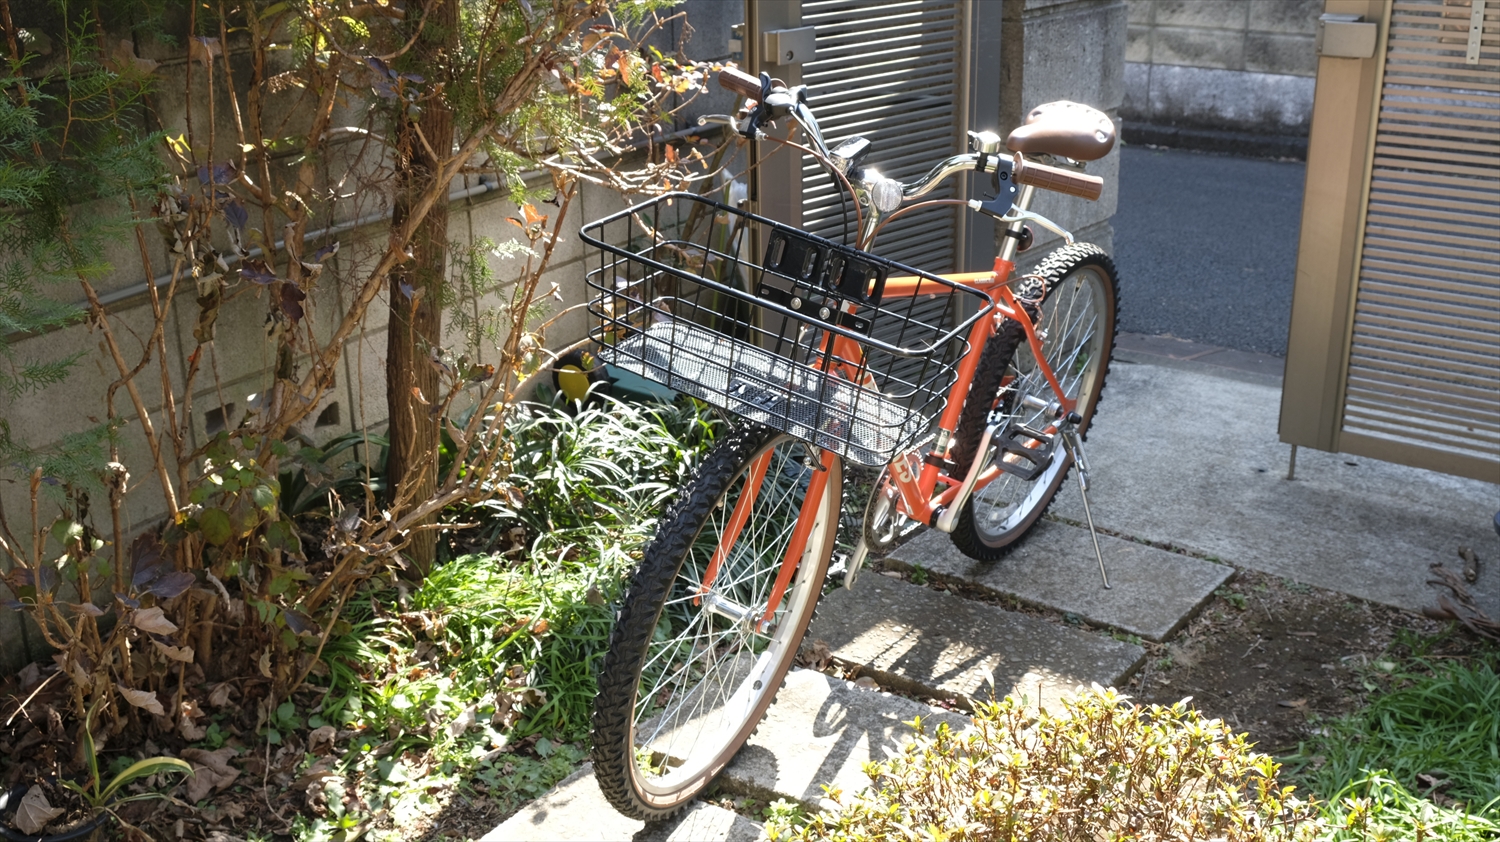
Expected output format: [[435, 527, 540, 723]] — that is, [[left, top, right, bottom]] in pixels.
[[949, 243, 1119, 561], [592, 427, 841, 820]]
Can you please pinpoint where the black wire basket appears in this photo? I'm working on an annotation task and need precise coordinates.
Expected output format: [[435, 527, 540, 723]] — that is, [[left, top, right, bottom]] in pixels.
[[581, 192, 992, 467]]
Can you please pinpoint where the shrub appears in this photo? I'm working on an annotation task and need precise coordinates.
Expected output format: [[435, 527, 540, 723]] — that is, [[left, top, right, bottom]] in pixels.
[[774, 686, 1322, 842]]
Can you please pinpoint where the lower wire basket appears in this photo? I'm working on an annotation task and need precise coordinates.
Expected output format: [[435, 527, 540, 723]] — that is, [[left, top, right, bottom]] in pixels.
[[608, 320, 923, 468]]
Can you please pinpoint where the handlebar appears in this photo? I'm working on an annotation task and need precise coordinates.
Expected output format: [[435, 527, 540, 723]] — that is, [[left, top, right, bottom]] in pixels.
[[713, 66, 1103, 206], [718, 66, 764, 100], [1013, 158, 1103, 201]]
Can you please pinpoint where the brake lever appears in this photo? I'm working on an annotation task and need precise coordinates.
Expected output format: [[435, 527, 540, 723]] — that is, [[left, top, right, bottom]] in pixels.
[[968, 196, 1076, 245], [1001, 208, 1074, 245]]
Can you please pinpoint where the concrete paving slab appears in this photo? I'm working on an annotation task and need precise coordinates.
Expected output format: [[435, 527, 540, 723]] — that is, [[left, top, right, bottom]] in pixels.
[[809, 573, 1145, 707], [481, 763, 762, 842], [1048, 360, 1500, 617], [719, 668, 969, 810], [888, 520, 1233, 642]]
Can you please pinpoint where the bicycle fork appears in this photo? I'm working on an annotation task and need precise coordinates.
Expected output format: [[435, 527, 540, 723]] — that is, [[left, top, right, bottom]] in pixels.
[[698, 448, 839, 634]]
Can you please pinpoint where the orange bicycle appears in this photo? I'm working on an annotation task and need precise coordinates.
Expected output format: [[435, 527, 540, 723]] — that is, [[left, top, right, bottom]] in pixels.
[[586, 67, 1120, 819]]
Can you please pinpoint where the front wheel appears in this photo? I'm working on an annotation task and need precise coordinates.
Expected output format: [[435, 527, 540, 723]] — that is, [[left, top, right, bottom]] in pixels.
[[591, 427, 842, 820], [949, 243, 1119, 561]]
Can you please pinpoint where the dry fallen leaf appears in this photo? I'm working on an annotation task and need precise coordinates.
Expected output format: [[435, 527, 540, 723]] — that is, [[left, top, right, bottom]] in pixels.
[[1277, 698, 1308, 709], [447, 706, 478, 739], [118, 685, 166, 716], [797, 639, 833, 671], [179, 717, 207, 741], [182, 747, 240, 803], [853, 676, 879, 691], [1417, 772, 1451, 790], [1288, 631, 1318, 638], [14, 787, 64, 835], [308, 725, 337, 754], [133, 606, 179, 635], [153, 639, 195, 663], [188, 36, 222, 67], [207, 682, 235, 708]]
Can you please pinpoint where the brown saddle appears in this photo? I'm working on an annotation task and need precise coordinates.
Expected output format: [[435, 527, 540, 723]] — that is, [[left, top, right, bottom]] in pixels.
[[1005, 101, 1116, 162]]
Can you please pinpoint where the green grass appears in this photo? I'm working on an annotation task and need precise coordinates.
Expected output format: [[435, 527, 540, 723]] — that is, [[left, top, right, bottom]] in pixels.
[[1285, 651, 1500, 840], [291, 396, 723, 837], [1315, 773, 1499, 841]]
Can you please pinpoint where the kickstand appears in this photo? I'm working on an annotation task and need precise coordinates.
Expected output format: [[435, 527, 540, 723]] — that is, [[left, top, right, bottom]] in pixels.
[[1063, 431, 1110, 590]]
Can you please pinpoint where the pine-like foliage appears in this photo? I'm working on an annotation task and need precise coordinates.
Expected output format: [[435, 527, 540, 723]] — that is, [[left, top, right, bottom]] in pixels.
[[0, 6, 163, 485]]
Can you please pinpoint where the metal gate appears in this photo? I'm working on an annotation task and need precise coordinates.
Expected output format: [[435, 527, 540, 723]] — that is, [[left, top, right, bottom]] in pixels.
[[744, 0, 999, 272], [1281, 0, 1499, 483]]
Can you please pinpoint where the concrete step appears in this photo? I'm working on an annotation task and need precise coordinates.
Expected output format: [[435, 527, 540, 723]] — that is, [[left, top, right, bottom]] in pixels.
[[481, 764, 763, 842], [889, 519, 1233, 642], [809, 573, 1145, 710], [719, 668, 969, 810], [1047, 360, 1500, 618]]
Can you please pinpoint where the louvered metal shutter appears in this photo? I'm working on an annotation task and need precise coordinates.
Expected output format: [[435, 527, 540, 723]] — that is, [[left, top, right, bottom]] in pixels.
[[799, 0, 965, 266], [798, 0, 967, 393], [1338, 0, 1500, 479]]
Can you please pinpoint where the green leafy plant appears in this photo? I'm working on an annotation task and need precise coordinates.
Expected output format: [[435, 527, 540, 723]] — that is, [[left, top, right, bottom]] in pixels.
[[1216, 586, 1249, 610], [1315, 773, 1500, 841], [62, 699, 192, 815], [1286, 655, 1500, 832], [908, 563, 929, 586], [784, 686, 1323, 841]]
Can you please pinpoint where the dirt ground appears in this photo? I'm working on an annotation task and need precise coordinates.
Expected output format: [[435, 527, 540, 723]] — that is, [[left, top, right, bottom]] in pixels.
[[1128, 569, 1460, 754], [857, 562, 1473, 758]]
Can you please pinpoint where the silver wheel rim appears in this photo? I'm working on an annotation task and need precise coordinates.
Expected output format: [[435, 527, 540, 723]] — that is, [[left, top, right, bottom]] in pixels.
[[970, 266, 1110, 540], [629, 437, 834, 797]]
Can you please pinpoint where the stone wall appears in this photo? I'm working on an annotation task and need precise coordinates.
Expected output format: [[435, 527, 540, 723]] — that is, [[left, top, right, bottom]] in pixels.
[[1000, 0, 1129, 268], [1123, 0, 1322, 156]]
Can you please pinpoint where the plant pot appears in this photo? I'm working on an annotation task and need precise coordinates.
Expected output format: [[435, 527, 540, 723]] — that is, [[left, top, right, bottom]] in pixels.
[[0, 786, 108, 842]]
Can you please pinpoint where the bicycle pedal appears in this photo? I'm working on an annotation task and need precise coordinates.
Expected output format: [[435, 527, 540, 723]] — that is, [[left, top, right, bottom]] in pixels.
[[993, 423, 1056, 482]]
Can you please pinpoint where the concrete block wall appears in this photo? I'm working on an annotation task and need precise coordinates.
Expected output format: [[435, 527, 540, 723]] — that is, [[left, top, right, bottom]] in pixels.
[[1000, 0, 1129, 269], [1122, 0, 1322, 156], [0, 2, 735, 673]]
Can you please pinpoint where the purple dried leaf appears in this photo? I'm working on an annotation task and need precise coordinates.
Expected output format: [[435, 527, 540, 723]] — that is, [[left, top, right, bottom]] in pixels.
[[130, 533, 165, 588], [280, 283, 307, 323], [115, 592, 140, 609], [240, 259, 277, 285], [311, 242, 340, 262], [146, 570, 196, 600], [282, 607, 319, 636], [224, 200, 248, 231], [197, 161, 235, 185]]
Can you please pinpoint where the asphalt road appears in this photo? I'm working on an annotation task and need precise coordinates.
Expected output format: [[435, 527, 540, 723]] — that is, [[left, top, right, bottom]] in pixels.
[[1112, 146, 1307, 357]]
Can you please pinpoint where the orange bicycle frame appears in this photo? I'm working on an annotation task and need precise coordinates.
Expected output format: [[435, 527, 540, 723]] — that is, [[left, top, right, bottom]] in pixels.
[[697, 254, 1076, 629]]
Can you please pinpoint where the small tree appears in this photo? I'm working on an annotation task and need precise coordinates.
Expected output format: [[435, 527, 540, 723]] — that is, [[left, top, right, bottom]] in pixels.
[[0, 0, 725, 741]]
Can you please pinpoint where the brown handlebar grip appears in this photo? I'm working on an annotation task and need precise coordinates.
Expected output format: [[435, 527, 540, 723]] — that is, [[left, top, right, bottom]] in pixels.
[[718, 67, 764, 99], [1013, 158, 1104, 201]]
